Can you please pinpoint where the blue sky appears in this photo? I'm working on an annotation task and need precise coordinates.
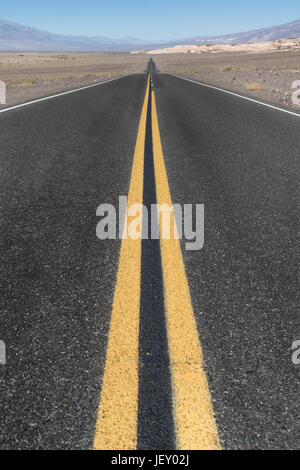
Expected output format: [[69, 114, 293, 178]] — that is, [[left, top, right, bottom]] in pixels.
[[1, 1, 299, 40]]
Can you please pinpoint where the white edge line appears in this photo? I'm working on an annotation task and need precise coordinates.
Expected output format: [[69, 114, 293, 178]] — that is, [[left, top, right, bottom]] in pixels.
[[169, 73, 300, 119], [0, 74, 134, 114]]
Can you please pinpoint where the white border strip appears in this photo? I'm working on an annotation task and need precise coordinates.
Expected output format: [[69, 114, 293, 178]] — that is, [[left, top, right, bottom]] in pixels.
[[0, 74, 133, 114], [169, 73, 300, 119]]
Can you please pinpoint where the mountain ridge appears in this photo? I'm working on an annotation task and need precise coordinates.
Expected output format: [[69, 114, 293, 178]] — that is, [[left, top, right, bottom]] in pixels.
[[0, 18, 299, 52], [178, 18, 300, 45], [0, 19, 150, 51]]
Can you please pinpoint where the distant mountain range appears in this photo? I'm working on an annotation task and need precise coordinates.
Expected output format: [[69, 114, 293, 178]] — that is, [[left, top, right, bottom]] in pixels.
[[0, 20, 150, 51], [0, 18, 299, 52], [172, 18, 300, 46]]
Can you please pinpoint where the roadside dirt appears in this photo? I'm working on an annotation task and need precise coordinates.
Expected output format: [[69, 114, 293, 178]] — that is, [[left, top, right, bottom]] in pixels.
[[0, 52, 147, 107]]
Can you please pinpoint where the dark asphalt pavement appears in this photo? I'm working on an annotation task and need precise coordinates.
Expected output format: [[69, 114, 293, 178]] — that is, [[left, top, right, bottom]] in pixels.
[[0, 65, 299, 449], [0, 75, 147, 449], [152, 72, 299, 450]]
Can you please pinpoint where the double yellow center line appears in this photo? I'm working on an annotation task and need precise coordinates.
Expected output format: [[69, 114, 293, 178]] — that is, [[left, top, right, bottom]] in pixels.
[[93, 76, 221, 450]]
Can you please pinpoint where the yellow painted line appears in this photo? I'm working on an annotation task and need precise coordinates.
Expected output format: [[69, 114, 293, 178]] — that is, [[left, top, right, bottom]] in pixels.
[[151, 89, 221, 450], [93, 77, 150, 450]]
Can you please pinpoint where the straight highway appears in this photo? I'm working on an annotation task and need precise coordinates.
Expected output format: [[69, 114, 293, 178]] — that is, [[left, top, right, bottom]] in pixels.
[[0, 61, 298, 450]]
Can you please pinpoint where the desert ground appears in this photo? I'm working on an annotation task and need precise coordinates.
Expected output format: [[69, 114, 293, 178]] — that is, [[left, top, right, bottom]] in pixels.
[[153, 50, 300, 111], [0, 52, 147, 106], [0, 50, 299, 110]]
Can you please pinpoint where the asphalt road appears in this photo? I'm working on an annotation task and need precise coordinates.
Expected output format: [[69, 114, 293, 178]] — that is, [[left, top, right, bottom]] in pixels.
[[0, 62, 299, 450]]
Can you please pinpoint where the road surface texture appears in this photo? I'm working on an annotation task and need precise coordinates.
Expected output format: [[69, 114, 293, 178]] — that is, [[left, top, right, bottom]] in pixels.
[[0, 60, 299, 450]]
